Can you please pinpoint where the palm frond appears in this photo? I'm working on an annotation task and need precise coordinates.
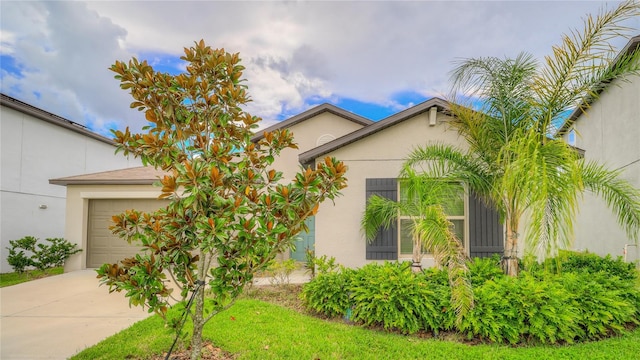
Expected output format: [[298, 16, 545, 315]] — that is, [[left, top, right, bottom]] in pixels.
[[534, 0, 640, 135], [361, 195, 403, 241], [403, 143, 495, 200], [414, 206, 472, 323]]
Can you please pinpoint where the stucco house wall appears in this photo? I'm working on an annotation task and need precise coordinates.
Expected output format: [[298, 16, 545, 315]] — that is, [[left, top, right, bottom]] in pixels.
[[304, 101, 475, 268], [254, 104, 372, 182], [563, 37, 640, 262], [0, 94, 141, 272]]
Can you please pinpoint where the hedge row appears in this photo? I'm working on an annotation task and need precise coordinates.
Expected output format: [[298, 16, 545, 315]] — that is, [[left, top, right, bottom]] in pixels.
[[300, 253, 640, 344]]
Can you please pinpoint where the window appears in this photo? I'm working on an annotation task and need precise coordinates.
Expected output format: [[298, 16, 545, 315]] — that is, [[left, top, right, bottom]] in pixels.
[[567, 129, 576, 146], [398, 181, 466, 256]]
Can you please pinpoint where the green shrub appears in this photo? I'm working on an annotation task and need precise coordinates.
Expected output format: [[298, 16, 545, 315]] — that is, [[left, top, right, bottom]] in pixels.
[[458, 278, 521, 343], [5, 236, 81, 273], [467, 255, 504, 287], [560, 272, 638, 340], [301, 254, 640, 344], [349, 262, 446, 334], [313, 254, 341, 275], [6, 236, 38, 273], [300, 269, 353, 318], [265, 259, 298, 285], [538, 251, 637, 280], [304, 248, 316, 279], [511, 273, 581, 344]]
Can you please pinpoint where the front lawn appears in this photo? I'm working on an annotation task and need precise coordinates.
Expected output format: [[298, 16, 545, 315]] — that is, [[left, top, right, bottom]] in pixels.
[[0, 267, 64, 287], [71, 285, 640, 360]]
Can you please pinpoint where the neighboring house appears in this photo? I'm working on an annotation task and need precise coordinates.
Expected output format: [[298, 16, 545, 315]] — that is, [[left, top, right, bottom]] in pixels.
[[560, 35, 640, 263], [0, 94, 141, 272], [53, 98, 504, 271]]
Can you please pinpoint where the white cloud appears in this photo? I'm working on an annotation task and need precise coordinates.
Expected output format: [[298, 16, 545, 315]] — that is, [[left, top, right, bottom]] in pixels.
[[1, 0, 637, 135]]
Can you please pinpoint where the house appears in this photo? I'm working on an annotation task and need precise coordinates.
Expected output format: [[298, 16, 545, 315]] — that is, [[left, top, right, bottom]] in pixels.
[[298, 98, 502, 268], [560, 35, 640, 263], [51, 104, 375, 270], [53, 98, 504, 271], [0, 94, 141, 272]]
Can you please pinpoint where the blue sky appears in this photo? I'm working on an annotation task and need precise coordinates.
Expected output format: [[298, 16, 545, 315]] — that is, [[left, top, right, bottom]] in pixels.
[[1, 1, 637, 137]]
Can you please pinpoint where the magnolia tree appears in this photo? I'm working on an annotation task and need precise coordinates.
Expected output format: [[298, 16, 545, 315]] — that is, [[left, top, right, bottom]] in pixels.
[[96, 40, 347, 359]]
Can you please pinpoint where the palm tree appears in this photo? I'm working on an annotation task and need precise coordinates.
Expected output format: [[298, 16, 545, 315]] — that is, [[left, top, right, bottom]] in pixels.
[[405, 0, 640, 276], [361, 165, 473, 320]]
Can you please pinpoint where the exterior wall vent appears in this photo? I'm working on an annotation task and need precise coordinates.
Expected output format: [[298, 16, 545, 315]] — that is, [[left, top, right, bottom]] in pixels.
[[429, 106, 437, 126], [317, 134, 336, 146]]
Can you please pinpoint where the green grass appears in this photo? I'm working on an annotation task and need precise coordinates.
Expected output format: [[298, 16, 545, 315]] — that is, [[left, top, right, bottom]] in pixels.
[[0, 267, 64, 287], [71, 297, 640, 360]]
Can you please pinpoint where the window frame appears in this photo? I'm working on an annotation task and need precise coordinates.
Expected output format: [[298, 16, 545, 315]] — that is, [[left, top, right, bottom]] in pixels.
[[397, 181, 469, 258]]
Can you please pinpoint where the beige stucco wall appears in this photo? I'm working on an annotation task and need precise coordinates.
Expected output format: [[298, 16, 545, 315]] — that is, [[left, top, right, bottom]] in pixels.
[[314, 110, 470, 268], [269, 112, 366, 183], [63, 184, 162, 271], [567, 71, 640, 262]]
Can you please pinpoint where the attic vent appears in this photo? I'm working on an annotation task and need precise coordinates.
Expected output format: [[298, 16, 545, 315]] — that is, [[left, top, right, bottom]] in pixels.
[[317, 134, 336, 146]]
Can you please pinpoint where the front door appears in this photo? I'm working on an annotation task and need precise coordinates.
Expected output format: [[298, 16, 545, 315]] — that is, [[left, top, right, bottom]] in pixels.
[[290, 216, 315, 261]]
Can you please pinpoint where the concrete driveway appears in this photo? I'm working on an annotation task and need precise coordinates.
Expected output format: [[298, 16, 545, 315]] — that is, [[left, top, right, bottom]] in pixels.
[[0, 270, 151, 360]]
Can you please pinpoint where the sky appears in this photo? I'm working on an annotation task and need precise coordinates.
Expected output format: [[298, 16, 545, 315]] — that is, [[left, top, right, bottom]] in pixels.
[[1, 1, 638, 137]]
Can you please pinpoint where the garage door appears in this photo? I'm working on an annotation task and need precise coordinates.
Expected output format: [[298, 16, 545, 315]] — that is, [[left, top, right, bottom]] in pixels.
[[87, 199, 168, 268]]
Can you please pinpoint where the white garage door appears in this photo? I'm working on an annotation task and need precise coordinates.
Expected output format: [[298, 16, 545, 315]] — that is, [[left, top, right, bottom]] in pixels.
[[87, 199, 168, 268]]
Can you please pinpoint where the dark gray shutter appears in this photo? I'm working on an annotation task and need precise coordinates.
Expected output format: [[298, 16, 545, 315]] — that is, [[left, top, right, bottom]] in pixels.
[[365, 178, 398, 260], [468, 193, 504, 258]]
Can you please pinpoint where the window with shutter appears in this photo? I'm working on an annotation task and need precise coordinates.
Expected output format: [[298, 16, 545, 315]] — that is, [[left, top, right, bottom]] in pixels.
[[365, 178, 398, 260]]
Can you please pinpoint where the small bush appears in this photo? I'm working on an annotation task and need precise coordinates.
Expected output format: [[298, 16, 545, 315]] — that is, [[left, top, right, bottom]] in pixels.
[[300, 269, 353, 318], [6, 236, 81, 273], [458, 278, 521, 343], [560, 272, 638, 340], [6, 236, 38, 273], [348, 262, 446, 334], [536, 251, 637, 281], [467, 255, 504, 287], [265, 259, 298, 285], [313, 254, 341, 275]]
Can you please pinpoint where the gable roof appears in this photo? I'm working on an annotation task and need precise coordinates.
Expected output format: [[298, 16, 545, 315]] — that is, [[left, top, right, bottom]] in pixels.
[[251, 103, 373, 142], [49, 166, 169, 186], [559, 34, 640, 135], [1, 93, 116, 146], [299, 97, 450, 165]]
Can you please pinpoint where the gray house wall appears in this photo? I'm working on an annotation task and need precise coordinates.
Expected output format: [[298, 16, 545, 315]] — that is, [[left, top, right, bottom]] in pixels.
[[565, 57, 640, 262], [0, 94, 141, 272]]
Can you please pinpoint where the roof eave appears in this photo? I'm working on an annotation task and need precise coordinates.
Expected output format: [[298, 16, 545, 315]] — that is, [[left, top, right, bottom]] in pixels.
[[1, 93, 116, 146], [49, 179, 159, 186], [251, 103, 373, 142], [299, 97, 450, 164], [560, 34, 640, 134]]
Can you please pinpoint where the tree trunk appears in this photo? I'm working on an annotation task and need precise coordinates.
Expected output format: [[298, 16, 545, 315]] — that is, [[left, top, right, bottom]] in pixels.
[[412, 236, 423, 272], [190, 286, 205, 360], [190, 252, 207, 360], [502, 221, 519, 276]]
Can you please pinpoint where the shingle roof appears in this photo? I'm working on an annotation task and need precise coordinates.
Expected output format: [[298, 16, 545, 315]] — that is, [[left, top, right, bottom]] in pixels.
[[49, 166, 169, 186]]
